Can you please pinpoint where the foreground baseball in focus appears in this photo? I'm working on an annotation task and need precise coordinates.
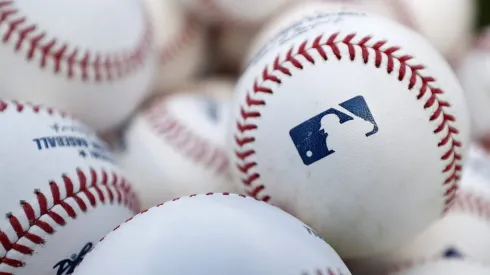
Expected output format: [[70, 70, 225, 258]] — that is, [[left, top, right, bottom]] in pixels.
[[116, 81, 235, 209], [0, 0, 156, 131], [230, 11, 470, 258], [347, 144, 490, 275], [144, 0, 207, 93], [0, 100, 139, 275], [390, 259, 490, 275], [73, 193, 352, 275]]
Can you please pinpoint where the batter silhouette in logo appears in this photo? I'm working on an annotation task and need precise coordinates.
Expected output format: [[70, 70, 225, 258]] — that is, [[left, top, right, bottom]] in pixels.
[[289, 96, 378, 165]]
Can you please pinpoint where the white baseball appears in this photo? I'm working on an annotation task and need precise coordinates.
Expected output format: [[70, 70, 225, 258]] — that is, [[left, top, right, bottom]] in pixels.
[[116, 83, 236, 209], [231, 11, 470, 258], [244, 1, 355, 68], [0, 100, 139, 275], [0, 0, 156, 131], [174, 0, 295, 25], [390, 259, 490, 275], [457, 29, 490, 140], [350, 0, 476, 67], [347, 144, 490, 275], [73, 193, 352, 275], [145, 0, 207, 93]]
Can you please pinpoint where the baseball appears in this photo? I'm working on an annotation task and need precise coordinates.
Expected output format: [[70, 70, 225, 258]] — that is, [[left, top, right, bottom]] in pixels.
[[116, 82, 236, 209], [230, 11, 470, 258], [347, 144, 490, 275], [390, 259, 490, 275], [353, 0, 476, 66], [145, 0, 207, 93], [72, 193, 352, 275], [174, 0, 295, 25], [244, 1, 355, 68], [0, 0, 156, 131], [0, 100, 139, 275], [457, 29, 490, 141]]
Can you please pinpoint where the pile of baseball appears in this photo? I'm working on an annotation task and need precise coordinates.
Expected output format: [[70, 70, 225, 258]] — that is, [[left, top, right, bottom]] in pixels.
[[2, 0, 490, 274]]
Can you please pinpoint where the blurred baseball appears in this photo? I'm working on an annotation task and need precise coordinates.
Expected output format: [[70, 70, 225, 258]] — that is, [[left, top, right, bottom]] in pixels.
[[174, 0, 295, 25], [0, 0, 156, 131], [73, 193, 353, 275], [116, 82, 235, 209], [347, 144, 490, 274], [457, 29, 490, 142], [230, 11, 470, 258], [0, 100, 139, 275], [390, 259, 490, 275], [145, 0, 208, 93], [355, 0, 476, 66]]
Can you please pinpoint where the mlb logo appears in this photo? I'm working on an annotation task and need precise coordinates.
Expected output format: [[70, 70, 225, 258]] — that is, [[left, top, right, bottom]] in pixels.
[[289, 96, 378, 166]]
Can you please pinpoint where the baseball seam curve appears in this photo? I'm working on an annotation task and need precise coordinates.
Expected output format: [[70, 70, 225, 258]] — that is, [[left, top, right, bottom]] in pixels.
[[159, 17, 199, 65], [101, 192, 348, 275], [145, 100, 230, 175], [0, 168, 139, 275], [0, 101, 140, 275], [0, 0, 152, 82], [233, 32, 462, 211]]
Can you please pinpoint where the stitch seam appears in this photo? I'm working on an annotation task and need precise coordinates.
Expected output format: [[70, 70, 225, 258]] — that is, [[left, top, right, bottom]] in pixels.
[[159, 17, 199, 65], [450, 190, 490, 220], [101, 192, 348, 275], [145, 100, 230, 175], [0, 0, 152, 82], [233, 32, 462, 211], [0, 168, 139, 275]]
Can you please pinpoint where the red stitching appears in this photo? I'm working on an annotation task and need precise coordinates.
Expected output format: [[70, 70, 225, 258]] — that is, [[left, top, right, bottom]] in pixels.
[[145, 99, 230, 175], [0, 168, 140, 274], [0, 100, 66, 116], [234, 32, 463, 209], [99, 192, 348, 275], [449, 190, 490, 220], [0, 0, 152, 82], [100, 192, 246, 243], [159, 17, 199, 65]]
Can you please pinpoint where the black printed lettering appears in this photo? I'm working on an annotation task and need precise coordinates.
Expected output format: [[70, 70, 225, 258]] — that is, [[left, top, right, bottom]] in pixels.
[[55, 136, 65, 146], [33, 136, 90, 151]]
